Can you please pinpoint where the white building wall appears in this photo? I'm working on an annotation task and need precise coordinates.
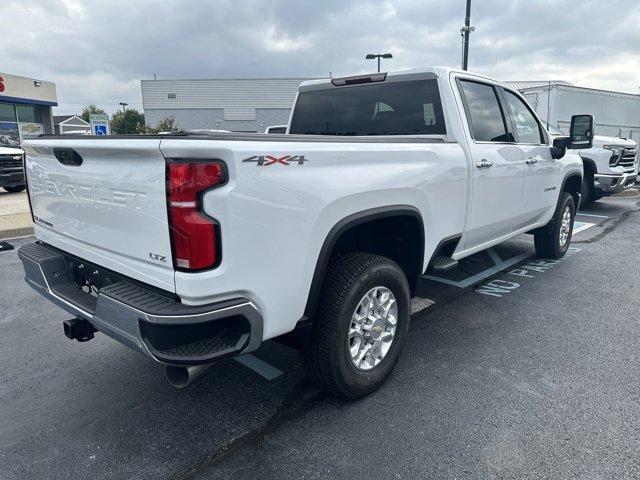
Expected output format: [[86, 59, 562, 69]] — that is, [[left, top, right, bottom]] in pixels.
[[0, 73, 57, 106], [141, 78, 317, 131]]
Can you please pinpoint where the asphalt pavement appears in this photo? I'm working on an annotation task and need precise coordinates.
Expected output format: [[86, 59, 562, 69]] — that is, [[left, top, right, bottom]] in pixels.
[[1, 196, 639, 480]]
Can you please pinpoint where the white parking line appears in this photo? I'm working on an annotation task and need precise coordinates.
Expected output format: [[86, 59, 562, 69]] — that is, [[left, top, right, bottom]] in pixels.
[[573, 221, 595, 234], [411, 297, 435, 313], [423, 249, 532, 289], [577, 212, 608, 218]]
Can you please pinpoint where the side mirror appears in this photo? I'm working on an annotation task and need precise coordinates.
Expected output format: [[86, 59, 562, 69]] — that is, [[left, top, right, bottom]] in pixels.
[[550, 138, 566, 159], [568, 114, 594, 149]]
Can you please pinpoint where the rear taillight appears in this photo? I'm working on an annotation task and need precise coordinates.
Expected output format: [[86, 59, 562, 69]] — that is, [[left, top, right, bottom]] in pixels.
[[167, 161, 226, 271]]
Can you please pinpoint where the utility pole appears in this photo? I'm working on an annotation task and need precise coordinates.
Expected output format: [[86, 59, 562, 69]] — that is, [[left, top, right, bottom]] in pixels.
[[365, 53, 393, 73], [119, 102, 128, 134], [460, 0, 474, 70]]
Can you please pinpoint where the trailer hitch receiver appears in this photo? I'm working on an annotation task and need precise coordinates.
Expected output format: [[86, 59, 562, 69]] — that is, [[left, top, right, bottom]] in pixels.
[[63, 318, 96, 342]]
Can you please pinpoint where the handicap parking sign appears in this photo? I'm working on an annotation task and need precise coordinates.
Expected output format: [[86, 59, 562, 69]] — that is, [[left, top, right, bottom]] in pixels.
[[94, 124, 108, 136]]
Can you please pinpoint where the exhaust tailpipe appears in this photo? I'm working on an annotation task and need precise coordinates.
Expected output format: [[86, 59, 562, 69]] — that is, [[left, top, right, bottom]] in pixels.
[[165, 364, 214, 388]]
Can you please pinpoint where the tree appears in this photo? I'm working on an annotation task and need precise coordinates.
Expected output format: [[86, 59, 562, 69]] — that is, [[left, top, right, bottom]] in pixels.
[[145, 116, 180, 134], [110, 108, 146, 134], [80, 104, 106, 123]]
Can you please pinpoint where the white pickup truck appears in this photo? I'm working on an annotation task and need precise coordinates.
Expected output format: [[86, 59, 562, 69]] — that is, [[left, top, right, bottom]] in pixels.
[[0, 145, 26, 193], [547, 125, 638, 203], [18, 67, 592, 398]]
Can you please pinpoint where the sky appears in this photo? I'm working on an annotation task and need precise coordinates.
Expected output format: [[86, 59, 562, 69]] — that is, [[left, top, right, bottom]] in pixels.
[[2, 0, 639, 116]]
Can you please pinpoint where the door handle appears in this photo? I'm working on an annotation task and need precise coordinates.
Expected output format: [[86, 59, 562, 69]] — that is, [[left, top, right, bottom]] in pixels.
[[525, 157, 538, 165], [476, 159, 493, 168]]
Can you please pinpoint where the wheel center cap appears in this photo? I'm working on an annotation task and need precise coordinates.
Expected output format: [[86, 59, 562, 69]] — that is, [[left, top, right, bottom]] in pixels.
[[369, 319, 384, 340]]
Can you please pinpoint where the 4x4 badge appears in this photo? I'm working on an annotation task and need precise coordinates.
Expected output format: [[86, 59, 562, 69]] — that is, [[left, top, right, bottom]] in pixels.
[[242, 155, 307, 166]]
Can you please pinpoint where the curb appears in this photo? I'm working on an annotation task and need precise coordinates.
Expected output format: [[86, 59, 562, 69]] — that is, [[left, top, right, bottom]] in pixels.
[[612, 188, 640, 198], [0, 226, 34, 240]]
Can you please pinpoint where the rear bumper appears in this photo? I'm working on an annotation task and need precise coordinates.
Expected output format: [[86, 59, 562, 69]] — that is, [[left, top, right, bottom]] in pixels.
[[594, 172, 638, 195], [18, 242, 263, 365]]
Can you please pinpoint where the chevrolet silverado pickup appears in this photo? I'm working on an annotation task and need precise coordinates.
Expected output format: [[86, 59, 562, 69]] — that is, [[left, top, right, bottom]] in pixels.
[[547, 125, 638, 203], [18, 67, 592, 398], [0, 146, 25, 193]]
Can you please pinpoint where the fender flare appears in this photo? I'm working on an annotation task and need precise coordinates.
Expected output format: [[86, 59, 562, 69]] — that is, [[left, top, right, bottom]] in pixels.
[[561, 170, 583, 193], [559, 170, 583, 212], [301, 205, 425, 322], [579, 156, 597, 176]]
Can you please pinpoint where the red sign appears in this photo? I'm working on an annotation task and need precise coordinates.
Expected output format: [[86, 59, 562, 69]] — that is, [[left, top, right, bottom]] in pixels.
[[0, 76, 4, 93]]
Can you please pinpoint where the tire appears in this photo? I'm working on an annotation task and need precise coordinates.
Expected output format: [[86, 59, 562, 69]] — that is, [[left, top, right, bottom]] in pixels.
[[301, 252, 411, 399], [3, 185, 25, 193], [534, 192, 576, 259], [580, 173, 595, 205]]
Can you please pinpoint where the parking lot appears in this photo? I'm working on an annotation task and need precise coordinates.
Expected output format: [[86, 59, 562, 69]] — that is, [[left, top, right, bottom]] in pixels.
[[1, 195, 639, 480]]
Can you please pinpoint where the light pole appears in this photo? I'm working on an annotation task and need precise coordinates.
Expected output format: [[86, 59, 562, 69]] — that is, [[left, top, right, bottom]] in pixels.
[[118, 102, 128, 134], [460, 0, 474, 70], [365, 53, 393, 73]]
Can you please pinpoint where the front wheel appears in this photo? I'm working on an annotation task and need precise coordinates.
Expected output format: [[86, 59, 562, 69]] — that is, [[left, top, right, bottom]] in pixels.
[[301, 252, 411, 399], [534, 192, 576, 259], [3, 185, 25, 193]]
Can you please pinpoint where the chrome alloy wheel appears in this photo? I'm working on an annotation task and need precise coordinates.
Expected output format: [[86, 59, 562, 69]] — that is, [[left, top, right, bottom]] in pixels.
[[348, 286, 398, 371], [559, 205, 572, 246]]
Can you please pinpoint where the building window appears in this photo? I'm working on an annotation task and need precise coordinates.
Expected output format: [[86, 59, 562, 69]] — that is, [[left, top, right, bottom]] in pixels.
[[167, 93, 177, 99], [16, 105, 44, 124], [0, 103, 17, 122]]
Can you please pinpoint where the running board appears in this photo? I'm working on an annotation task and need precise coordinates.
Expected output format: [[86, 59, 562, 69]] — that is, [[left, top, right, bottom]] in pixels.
[[430, 256, 459, 272]]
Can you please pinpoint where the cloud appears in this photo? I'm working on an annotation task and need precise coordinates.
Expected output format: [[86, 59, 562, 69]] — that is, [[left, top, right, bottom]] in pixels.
[[1, 0, 638, 115]]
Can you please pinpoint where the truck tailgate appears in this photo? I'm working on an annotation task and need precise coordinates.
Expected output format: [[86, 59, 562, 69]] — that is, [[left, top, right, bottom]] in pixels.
[[22, 138, 175, 292]]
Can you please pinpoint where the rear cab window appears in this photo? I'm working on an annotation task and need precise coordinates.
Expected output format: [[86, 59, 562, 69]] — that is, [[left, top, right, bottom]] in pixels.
[[289, 79, 446, 136]]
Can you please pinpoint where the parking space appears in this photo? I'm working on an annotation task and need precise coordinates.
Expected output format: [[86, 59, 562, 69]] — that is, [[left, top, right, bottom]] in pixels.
[[1, 196, 639, 479]]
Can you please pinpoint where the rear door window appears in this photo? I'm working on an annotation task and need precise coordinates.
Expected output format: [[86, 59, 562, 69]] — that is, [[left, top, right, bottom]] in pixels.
[[458, 80, 511, 142], [289, 79, 446, 136]]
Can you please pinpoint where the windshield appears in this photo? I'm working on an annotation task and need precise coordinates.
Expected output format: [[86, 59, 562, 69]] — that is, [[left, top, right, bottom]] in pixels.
[[289, 79, 446, 136]]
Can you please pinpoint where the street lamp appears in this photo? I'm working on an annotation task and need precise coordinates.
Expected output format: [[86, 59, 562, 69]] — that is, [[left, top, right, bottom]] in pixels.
[[119, 102, 128, 134], [365, 53, 393, 73], [460, 0, 474, 70]]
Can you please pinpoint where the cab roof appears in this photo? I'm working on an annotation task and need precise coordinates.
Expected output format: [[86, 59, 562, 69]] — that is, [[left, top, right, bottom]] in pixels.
[[298, 66, 507, 92]]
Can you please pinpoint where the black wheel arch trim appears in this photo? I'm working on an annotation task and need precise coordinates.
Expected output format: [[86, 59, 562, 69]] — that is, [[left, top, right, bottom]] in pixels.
[[557, 171, 583, 215], [301, 205, 425, 322], [580, 156, 597, 175], [561, 171, 583, 195]]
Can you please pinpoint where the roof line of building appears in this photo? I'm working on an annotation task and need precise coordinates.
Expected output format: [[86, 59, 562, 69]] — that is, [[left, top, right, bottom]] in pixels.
[[0, 72, 56, 85], [0, 94, 57, 107], [520, 83, 640, 98], [141, 77, 323, 82]]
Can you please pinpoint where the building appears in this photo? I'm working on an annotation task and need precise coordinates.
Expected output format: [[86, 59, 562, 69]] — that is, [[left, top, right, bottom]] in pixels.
[[508, 80, 640, 139], [0, 72, 57, 146], [141, 78, 318, 132], [53, 115, 90, 135]]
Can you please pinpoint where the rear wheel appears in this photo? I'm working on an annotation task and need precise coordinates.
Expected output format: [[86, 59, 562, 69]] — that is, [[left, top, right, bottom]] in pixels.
[[3, 185, 25, 193], [534, 192, 575, 259], [301, 252, 410, 399]]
